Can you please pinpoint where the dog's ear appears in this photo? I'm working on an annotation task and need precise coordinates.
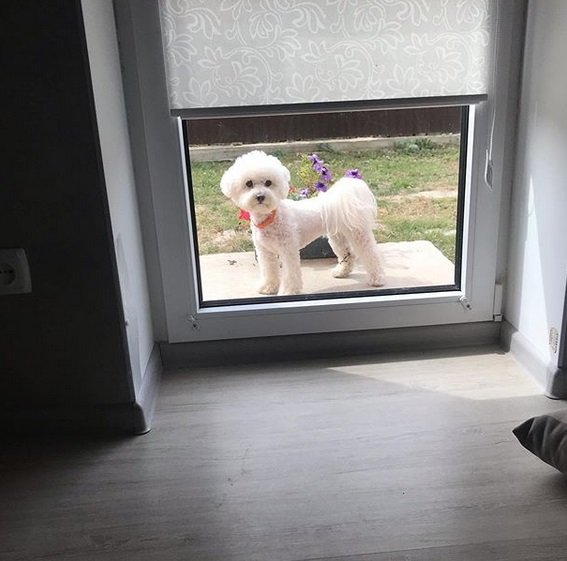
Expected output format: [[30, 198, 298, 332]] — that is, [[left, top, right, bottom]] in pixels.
[[220, 167, 237, 198], [280, 161, 291, 184]]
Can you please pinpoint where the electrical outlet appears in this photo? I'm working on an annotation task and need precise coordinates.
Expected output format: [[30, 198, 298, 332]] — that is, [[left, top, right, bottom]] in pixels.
[[0, 249, 32, 295]]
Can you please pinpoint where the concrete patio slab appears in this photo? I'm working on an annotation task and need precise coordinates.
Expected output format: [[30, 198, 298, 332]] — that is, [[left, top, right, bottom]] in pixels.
[[199, 240, 454, 301]]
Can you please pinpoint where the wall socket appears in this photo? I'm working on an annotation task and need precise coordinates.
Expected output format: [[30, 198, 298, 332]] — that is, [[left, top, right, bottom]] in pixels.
[[0, 249, 32, 295]]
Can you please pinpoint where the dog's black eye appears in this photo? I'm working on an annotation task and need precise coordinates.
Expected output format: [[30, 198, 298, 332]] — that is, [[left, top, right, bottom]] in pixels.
[[245, 180, 253, 188], [265, 180, 272, 187]]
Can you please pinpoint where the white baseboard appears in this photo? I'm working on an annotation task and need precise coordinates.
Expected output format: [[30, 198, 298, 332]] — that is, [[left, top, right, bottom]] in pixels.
[[500, 321, 567, 399], [132, 344, 162, 434]]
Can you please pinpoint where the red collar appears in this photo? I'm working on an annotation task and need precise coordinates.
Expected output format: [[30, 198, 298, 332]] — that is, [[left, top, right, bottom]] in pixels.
[[252, 210, 277, 229]]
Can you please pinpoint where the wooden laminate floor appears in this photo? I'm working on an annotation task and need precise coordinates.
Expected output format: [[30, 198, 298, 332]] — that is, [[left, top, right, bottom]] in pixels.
[[3, 347, 567, 561]]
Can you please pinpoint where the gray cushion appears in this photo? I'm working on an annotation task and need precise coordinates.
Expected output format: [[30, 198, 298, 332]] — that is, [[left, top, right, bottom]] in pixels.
[[513, 409, 567, 473]]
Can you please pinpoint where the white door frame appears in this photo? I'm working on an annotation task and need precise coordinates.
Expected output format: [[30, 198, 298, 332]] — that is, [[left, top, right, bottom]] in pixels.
[[114, 0, 526, 344]]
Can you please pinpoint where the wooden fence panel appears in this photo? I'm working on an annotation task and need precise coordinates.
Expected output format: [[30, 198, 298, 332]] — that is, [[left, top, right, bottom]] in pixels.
[[187, 107, 461, 146]]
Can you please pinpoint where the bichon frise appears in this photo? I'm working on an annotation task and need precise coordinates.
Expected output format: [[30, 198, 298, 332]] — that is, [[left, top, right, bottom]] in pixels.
[[220, 150, 385, 296]]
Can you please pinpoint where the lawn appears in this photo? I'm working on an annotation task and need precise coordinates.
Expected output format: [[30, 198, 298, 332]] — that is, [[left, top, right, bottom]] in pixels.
[[189, 140, 460, 262]]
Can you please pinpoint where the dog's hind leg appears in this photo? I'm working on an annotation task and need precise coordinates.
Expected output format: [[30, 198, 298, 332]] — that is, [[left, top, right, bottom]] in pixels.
[[328, 234, 355, 278], [347, 229, 385, 287]]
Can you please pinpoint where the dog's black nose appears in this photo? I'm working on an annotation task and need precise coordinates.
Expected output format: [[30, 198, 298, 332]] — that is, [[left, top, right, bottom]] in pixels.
[[256, 194, 265, 203]]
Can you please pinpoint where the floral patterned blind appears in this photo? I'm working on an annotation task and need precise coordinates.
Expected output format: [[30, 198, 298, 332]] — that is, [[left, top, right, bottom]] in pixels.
[[159, 0, 491, 111]]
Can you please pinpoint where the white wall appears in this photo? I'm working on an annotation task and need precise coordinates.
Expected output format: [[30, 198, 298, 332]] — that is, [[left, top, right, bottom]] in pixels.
[[504, 0, 567, 380], [81, 0, 155, 390]]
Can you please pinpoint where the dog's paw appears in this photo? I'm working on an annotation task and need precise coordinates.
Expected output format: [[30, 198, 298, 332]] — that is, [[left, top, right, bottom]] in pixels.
[[331, 264, 351, 278], [258, 282, 279, 295], [368, 273, 385, 287], [279, 289, 302, 296], [278, 284, 302, 296]]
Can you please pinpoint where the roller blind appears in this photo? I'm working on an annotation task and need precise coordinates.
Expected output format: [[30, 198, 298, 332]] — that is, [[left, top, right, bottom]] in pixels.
[[159, 0, 491, 115]]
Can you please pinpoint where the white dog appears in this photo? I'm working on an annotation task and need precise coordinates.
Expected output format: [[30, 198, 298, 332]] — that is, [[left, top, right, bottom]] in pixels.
[[220, 150, 385, 296]]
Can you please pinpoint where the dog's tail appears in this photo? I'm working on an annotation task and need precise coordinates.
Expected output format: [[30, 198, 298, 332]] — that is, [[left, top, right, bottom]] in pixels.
[[319, 177, 377, 236]]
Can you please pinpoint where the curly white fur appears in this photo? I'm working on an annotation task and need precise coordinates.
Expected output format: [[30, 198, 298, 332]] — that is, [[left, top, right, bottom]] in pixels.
[[220, 150, 385, 296]]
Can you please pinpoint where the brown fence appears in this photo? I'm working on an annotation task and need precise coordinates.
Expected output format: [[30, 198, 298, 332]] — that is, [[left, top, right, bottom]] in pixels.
[[187, 106, 461, 146]]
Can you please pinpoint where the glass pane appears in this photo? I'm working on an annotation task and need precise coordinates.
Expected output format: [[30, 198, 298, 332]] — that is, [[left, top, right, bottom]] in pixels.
[[184, 106, 465, 305]]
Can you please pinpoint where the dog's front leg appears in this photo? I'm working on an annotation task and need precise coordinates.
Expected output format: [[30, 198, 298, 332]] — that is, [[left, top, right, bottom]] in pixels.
[[256, 245, 280, 295], [278, 248, 303, 295]]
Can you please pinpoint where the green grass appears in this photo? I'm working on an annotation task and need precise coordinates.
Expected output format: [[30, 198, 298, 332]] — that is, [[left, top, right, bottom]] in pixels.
[[189, 142, 460, 261], [379, 197, 458, 261]]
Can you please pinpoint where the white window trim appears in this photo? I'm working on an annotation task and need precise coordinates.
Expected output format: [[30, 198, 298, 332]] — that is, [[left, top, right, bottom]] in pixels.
[[115, 0, 525, 344]]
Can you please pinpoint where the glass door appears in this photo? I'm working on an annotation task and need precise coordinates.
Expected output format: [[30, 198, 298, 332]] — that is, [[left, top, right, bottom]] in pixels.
[[184, 105, 469, 307], [114, 0, 525, 343]]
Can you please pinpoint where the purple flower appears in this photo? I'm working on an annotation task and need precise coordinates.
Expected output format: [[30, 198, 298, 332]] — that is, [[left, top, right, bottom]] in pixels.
[[345, 168, 362, 179], [308, 153, 324, 173], [319, 166, 332, 182], [307, 154, 323, 169], [294, 153, 362, 201]]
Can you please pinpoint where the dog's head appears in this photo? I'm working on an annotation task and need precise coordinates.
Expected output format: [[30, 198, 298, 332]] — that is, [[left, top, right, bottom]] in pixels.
[[220, 150, 290, 213]]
